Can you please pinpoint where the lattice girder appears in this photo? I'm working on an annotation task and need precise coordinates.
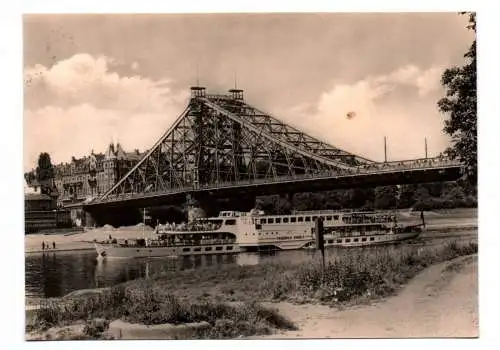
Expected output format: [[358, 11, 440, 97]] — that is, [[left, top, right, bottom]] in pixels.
[[100, 90, 374, 200]]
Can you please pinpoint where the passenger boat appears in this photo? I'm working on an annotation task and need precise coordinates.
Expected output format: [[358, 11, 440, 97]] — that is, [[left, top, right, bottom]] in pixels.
[[241, 209, 424, 250], [94, 210, 241, 259]]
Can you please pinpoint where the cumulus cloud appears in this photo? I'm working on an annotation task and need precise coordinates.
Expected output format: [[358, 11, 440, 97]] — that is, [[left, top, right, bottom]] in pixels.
[[273, 64, 450, 162], [24, 54, 189, 171]]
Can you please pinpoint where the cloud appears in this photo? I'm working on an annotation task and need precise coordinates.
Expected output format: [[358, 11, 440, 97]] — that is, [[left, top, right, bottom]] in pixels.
[[24, 54, 189, 171], [273, 64, 450, 162]]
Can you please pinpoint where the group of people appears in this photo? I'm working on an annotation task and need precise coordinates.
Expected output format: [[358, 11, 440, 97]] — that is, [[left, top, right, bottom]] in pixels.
[[156, 221, 221, 233], [41, 241, 56, 250]]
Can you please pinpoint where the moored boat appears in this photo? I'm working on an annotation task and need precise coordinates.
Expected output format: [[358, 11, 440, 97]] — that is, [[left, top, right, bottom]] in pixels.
[[95, 211, 241, 259], [238, 209, 424, 250]]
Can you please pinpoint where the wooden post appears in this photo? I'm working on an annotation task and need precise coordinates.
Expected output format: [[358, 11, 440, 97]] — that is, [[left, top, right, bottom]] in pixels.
[[315, 218, 325, 282], [425, 138, 428, 159]]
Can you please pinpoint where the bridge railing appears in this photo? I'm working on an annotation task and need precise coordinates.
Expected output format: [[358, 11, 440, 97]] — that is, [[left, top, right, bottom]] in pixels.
[[91, 157, 461, 204]]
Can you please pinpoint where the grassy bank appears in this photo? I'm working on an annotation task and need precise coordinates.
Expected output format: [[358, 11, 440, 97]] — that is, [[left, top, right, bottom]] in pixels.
[[27, 291, 296, 339], [28, 239, 477, 339]]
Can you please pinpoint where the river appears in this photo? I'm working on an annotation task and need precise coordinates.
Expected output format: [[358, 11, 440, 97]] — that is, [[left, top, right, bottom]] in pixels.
[[25, 230, 477, 300]]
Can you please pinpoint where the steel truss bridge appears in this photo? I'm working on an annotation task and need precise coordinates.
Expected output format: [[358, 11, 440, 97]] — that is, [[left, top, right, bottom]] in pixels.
[[85, 87, 462, 210]]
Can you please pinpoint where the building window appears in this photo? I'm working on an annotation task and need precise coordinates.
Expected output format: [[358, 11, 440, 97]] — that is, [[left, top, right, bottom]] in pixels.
[[276, 218, 281, 224], [291, 217, 296, 223], [283, 217, 289, 223]]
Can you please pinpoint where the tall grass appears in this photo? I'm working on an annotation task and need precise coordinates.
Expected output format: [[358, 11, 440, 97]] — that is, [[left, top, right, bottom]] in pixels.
[[263, 240, 478, 304], [29, 283, 296, 339]]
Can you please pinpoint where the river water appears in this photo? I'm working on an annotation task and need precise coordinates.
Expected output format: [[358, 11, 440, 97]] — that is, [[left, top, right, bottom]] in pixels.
[[25, 249, 318, 299], [25, 231, 477, 300]]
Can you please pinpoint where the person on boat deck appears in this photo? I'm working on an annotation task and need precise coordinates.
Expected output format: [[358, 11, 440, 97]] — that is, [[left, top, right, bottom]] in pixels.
[[42, 242, 45, 250], [53, 242, 56, 249]]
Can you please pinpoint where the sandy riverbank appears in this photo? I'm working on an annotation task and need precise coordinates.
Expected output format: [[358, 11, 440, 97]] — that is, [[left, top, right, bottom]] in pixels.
[[252, 254, 478, 338], [25, 225, 155, 253]]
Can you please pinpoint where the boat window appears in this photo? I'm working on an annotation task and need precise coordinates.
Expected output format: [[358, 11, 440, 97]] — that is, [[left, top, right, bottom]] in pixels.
[[226, 246, 233, 250], [326, 216, 332, 221], [370, 237, 375, 241], [336, 239, 342, 243], [194, 247, 201, 252], [276, 218, 281, 223], [268, 218, 274, 224], [334, 215, 339, 220], [205, 247, 212, 251], [225, 219, 236, 225], [327, 240, 333, 244], [354, 238, 359, 242], [297, 217, 303, 222], [283, 217, 289, 223], [183, 248, 190, 252], [255, 224, 262, 229], [362, 238, 367, 242], [291, 217, 296, 223], [216, 246, 223, 251], [305, 216, 311, 222], [260, 219, 266, 224], [312, 216, 317, 221]]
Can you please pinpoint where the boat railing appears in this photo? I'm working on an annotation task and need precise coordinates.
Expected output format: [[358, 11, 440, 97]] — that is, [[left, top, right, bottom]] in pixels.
[[156, 223, 223, 233], [113, 238, 236, 248]]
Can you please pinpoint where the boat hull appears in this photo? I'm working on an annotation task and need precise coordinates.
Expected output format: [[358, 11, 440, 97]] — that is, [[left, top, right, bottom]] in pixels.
[[304, 231, 421, 249], [95, 243, 241, 259], [241, 231, 421, 251]]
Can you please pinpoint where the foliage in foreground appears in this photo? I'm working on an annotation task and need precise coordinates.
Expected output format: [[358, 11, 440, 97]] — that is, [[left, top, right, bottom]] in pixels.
[[438, 12, 477, 184], [279, 240, 478, 304], [28, 288, 296, 339]]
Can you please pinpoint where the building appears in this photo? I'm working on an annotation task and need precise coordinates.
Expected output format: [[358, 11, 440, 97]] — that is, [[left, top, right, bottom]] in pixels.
[[24, 180, 72, 234], [50, 143, 143, 206]]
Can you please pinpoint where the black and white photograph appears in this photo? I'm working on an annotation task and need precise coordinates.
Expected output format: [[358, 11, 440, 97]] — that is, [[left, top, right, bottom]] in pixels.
[[21, 11, 479, 341]]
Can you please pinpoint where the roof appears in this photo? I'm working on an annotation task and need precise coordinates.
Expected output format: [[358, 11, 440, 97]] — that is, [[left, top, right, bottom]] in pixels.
[[25, 193, 53, 201]]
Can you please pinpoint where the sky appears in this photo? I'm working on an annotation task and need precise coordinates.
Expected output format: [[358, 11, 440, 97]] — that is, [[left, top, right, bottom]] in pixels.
[[23, 13, 475, 171]]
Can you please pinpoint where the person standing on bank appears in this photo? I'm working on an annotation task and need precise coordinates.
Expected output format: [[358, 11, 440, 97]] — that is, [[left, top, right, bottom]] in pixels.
[[53, 242, 56, 249], [42, 242, 45, 250]]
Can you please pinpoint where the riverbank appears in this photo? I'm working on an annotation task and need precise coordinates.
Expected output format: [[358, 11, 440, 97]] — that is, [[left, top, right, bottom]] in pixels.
[[26, 239, 477, 339], [25, 224, 155, 254]]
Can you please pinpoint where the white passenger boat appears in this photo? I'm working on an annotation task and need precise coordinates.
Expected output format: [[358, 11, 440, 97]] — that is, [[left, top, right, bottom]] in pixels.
[[95, 209, 424, 258], [238, 209, 424, 250], [95, 213, 241, 259]]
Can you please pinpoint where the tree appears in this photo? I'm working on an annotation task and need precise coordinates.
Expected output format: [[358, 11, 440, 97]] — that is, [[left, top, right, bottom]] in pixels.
[[36, 152, 55, 194], [437, 12, 477, 184]]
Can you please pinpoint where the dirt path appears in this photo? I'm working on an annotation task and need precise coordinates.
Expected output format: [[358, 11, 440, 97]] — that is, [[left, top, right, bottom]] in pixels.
[[256, 255, 478, 338]]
